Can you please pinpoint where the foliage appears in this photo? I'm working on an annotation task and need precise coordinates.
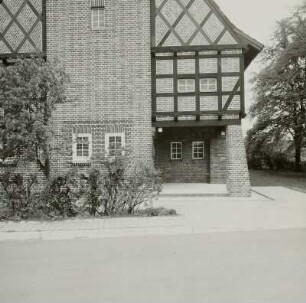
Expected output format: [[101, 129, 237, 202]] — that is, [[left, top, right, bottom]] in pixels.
[[136, 207, 177, 217], [246, 120, 294, 170], [248, 2, 306, 171], [0, 172, 38, 218], [0, 57, 69, 178], [123, 161, 162, 214], [0, 158, 164, 220], [84, 155, 162, 216], [83, 169, 103, 216], [41, 171, 80, 218]]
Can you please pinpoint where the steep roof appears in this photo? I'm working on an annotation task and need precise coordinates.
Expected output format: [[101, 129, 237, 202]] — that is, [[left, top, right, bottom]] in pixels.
[[207, 0, 264, 67]]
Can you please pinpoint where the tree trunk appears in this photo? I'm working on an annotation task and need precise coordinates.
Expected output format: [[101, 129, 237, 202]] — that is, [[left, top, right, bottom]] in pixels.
[[294, 136, 302, 172]]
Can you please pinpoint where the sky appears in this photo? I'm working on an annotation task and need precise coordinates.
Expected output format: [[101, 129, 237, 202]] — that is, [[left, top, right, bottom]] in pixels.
[[214, 0, 302, 132]]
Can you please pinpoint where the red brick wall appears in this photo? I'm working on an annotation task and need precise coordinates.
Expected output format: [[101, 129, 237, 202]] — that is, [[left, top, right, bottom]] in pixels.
[[46, 0, 153, 174]]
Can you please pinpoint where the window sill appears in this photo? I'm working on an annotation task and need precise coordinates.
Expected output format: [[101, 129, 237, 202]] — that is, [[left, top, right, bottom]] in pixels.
[[0, 159, 17, 167], [91, 28, 106, 32], [71, 161, 91, 167]]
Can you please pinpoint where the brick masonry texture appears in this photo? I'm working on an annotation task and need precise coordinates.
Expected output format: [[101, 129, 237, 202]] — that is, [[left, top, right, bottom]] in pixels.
[[155, 127, 225, 183], [46, 0, 153, 175], [226, 124, 251, 197]]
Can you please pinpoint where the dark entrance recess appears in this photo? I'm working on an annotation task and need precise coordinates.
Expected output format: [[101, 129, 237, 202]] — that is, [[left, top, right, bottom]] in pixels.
[[154, 127, 220, 183]]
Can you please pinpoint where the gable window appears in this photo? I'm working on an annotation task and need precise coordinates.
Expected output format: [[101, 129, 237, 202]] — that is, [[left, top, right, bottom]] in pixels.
[[200, 78, 217, 92], [91, 0, 105, 31], [171, 142, 182, 160], [91, 8, 105, 30], [105, 133, 125, 157], [72, 134, 92, 163], [192, 142, 204, 159], [178, 79, 195, 93]]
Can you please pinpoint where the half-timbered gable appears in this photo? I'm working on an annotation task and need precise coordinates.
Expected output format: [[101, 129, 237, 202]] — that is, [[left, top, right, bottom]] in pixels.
[[0, 0, 46, 60], [151, 0, 262, 127]]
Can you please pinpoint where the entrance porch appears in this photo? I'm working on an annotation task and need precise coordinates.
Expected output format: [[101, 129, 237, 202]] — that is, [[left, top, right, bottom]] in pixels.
[[153, 124, 251, 197]]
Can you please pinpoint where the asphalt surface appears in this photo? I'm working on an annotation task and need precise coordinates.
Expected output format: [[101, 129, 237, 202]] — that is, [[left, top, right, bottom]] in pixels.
[[1, 228, 306, 303]]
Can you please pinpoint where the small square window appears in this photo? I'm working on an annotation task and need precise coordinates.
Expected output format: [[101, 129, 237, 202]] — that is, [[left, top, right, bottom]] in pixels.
[[200, 78, 217, 92], [105, 133, 125, 157], [73, 133, 92, 163], [192, 141, 204, 159], [91, 8, 105, 30], [178, 79, 195, 93], [171, 142, 182, 160]]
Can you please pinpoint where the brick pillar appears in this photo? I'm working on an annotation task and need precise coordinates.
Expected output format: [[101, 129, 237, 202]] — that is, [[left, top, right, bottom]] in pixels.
[[226, 125, 251, 197]]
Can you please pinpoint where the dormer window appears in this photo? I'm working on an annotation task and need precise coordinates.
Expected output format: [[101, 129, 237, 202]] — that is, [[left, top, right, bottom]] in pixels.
[[91, 0, 105, 30]]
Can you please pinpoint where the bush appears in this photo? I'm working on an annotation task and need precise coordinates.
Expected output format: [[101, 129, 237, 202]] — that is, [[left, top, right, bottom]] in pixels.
[[41, 171, 80, 218], [0, 172, 38, 219], [247, 150, 294, 170], [0, 157, 165, 220], [123, 161, 162, 214], [83, 169, 103, 216], [84, 156, 162, 216]]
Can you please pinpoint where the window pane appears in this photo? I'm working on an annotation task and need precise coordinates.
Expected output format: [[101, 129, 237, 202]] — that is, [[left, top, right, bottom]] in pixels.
[[76, 135, 90, 158], [92, 8, 104, 30], [107, 134, 124, 156], [178, 79, 195, 93], [200, 78, 217, 92], [171, 142, 182, 160], [192, 142, 204, 159]]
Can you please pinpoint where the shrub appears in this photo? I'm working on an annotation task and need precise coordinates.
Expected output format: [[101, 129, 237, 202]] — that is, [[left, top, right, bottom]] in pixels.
[[41, 170, 80, 218], [0, 172, 39, 219], [84, 155, 162, 216], [123, 161, 162, 214], [83, 169, 103, 216]]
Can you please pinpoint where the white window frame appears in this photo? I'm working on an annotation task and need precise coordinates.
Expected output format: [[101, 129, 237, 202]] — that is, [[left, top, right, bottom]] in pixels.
[[91, 8, 105, 30], [192, 141, 205, 159], [171, 142, 182, 160], [105, 132, 125, 157], [178, 79, 195, 93], [72, 133, 92, 163], [200, 78, 217, 92]]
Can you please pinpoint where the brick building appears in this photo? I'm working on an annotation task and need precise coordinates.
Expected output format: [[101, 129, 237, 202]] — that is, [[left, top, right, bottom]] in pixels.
[[0, 0, 263, 196]]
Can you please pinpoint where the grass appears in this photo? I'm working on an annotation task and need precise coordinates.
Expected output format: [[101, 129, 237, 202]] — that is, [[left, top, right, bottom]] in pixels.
[[249, 169, 306, 193]]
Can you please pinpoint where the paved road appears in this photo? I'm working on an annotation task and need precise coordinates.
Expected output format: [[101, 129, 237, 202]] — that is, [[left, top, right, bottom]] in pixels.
[[1, 229, 306, 303]]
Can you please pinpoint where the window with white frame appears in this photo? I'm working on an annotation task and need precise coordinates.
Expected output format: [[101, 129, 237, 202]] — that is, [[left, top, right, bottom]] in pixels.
[[192, 141, 204, 159], [91, 8, 105, 30], [200, 78, 217, 92], [178, 79, 195, 93], [171, 142, 182, 160], [72, 134, 92, 163], [105, 133, 125, 157]]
